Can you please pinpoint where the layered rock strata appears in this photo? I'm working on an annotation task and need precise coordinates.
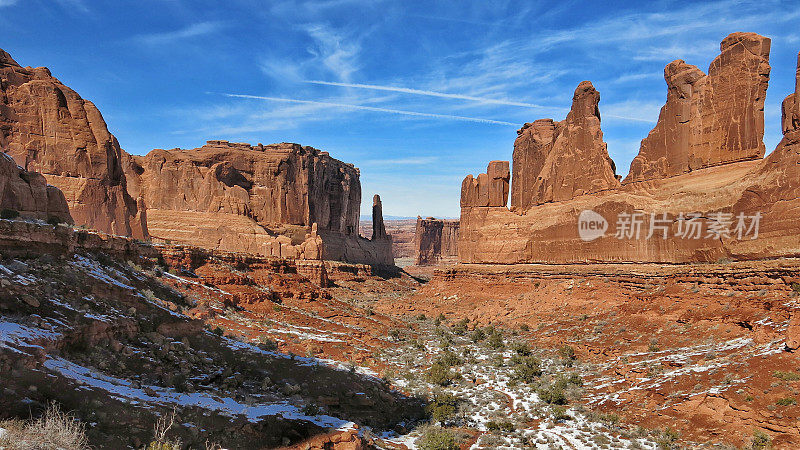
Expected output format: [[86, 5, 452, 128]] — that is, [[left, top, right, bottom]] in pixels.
[[625, 32, 771, 182], [414, 217, 459, 265], [459, 34, 800, 264], [0, 48, 147, 238]]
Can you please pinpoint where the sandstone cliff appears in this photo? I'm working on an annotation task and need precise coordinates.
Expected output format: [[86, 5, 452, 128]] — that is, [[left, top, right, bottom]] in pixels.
[[459, 34, 800, 265], [0, 48, 147, 238], [510, 81, 619, 210], [414, 217, 459, 265], [124, 140, 392, 265], [625, 32, 771, 182], [0, 152, 72, 223]]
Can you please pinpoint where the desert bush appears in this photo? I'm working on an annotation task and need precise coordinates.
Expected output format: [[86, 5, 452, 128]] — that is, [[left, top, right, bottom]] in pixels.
[[511, 341, 532, 356], [426, 362, 457, 386], [486, 420, 515, 432], [416, 313, 427, 321], [654, 427, 680, 449], [486, 332, 504, 350], [469, 328, 486, 343], [791, 282, 800, 293], [0, 208, 19, 220], [436, 349, 462, 367], [519, 323, 530, 332], [511, 356, 542, 383], [776, 397, 796, 406], [773, 370, 800, 381], [558, 345, 576, 360], [426, 392, 460, 425], [416, 426, 459, 450], [388, 328, 402, 341], [433, 313, 447, 327], [750, 429, 771, 449], [0, 402, 88, 449], [551, 405, 571, 422], [537, 384, 567, 405]]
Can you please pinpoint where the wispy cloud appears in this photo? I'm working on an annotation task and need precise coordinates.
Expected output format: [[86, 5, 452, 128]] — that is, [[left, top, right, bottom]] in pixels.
[[304, 79, 565, 110], [360, 156, 439, 166], [222, 93, 519, 126], [0, 0, 18, 7], [134, 21, 224, 45]]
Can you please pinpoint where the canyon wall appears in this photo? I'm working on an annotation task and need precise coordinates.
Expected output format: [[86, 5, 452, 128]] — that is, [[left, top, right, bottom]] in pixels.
[[459, 33, 800, 264], [0, 48, 147, 238], [414, 217, 459, 265], [625, 32, 771, 182], [125, 141, 392, 265], [0, 152, 72, 223]]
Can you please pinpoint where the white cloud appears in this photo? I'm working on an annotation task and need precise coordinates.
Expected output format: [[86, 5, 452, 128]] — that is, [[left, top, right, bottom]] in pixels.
[[0, 0, 18, 7], [134, 22, 225, 45], [222, 93, 519, 126]]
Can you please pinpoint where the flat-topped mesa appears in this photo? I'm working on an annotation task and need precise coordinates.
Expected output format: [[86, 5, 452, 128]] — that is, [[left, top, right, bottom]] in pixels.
[[414, 216, 459, 265], [0, 47, 147, 239], [510, 81, 619, 210], [125, 140, 361, 236], [625, 32, 771, 183], [461, 161, 510, 207], [0, 153, 73, 223]]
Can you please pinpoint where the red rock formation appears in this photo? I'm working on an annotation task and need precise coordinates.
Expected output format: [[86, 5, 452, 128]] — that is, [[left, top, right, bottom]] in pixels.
[[510, 81, 619, 210], [459, 36, 800, 265], [414, 217, 459, 265], [125, 141, 392, 265], [0, 152, 72, 223], [0, 48, 147, 238], [461, 161, 510, 207], [372, 194, 387, 239], [625, 33, 771, 182]]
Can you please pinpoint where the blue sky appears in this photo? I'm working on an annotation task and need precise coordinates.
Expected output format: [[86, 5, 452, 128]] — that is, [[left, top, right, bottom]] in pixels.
[[1, 0, 799, 218]]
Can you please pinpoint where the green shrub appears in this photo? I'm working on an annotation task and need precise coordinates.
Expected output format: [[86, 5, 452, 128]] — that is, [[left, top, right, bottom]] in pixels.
[[551, 405, 571, 422], [776, 397, 796, 406], [486, 332, 504, 350], [469, 328, 486, 343], [791, 282, 800, 293], [417, 313, 427, 321], [519, 323, 530, 332], [416, 426, 459, 450], [511, 341, 532, 356], [773, 370, 800, 381], [537, 384, 567, 405], [654, 427, 680, 449], [486, 420, 515, 432], [750, 429, 771, 449], [436, 349, 462, 367], [511, 356, 542, 383], [558, 345, 576, 360], [426, 362, 457, 386], [426, 393, 460, 424], [0, 208, 19, 219]]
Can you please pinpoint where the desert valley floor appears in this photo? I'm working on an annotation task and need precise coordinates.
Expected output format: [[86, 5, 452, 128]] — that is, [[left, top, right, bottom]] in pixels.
[[2, 220, 800, 449]]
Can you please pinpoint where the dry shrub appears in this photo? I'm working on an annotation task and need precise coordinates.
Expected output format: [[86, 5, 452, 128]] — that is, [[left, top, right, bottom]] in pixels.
[[0, 402, 88, 449]]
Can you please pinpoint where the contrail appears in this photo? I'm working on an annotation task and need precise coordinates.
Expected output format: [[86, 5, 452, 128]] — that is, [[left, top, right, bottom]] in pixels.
[[303, 80, 656, 123], [223, 93, 519, 126]]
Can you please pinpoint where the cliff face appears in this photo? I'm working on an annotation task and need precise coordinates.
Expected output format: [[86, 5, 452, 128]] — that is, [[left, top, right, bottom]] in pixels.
[[125, 140, 392, 265], [459, 34, 800, 265], [414, 217, 459, 265], [0, 48, 147, 238], [510, 81, 619, 210], [0, 152, 72, 223], [625, 32, 771, 182], [125, 140, 360, 236]]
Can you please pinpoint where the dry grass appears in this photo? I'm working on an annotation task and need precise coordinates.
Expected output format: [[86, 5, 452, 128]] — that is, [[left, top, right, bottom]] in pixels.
[[0, 402, 88, 450]]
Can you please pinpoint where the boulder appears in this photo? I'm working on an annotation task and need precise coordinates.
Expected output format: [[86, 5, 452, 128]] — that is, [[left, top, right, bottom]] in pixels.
[[0, 152, 72, 223]]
